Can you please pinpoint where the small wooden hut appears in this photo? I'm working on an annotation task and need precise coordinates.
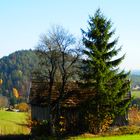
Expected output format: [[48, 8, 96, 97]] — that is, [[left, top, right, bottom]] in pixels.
[[29, 77, 131, 133], [29, 77, 95, 133]]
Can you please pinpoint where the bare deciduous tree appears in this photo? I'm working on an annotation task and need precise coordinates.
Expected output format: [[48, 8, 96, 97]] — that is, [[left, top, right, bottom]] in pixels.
[[35, 25, 81, 135]]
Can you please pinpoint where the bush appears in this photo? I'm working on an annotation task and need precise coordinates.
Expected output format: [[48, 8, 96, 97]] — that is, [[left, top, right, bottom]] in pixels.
[[31, 120, 52, 137], [15, 102, 29, 112], [129, 106, 140, 125], [104, 125, 140, 136], [85, 113, 113, 134], [0, 96, 9, 108], [118, 125, 140, 134], [26, 111, 32, 129]]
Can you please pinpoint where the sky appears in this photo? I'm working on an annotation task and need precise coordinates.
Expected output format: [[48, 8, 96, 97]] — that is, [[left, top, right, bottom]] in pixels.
[[0, 0, 140, 71]]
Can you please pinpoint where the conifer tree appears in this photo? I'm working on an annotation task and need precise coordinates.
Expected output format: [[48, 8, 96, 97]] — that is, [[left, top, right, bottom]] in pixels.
[[81, 9, 131, 133]]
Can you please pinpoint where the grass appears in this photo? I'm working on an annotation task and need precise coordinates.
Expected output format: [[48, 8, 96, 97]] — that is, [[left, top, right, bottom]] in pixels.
[[0, 110, 30, 135], [132, 90, 140, 98], [69, 134, 140, 140]]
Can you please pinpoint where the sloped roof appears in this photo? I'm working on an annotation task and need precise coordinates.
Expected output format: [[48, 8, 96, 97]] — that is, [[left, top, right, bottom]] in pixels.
[[29, 79, 95, 108]]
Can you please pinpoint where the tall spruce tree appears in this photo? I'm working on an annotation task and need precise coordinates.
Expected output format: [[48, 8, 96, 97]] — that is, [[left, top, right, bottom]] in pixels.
[[81, 9, 131, 133]]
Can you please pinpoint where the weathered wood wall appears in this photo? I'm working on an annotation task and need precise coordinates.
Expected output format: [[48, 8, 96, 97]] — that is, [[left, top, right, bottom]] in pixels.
[[31, 105, 48, 121]]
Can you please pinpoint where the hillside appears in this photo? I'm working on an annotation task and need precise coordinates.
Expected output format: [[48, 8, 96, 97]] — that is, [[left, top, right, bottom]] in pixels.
[[0, 50, 139, 105], [0, 50, 38, 104], [0, 49, 81, 105]]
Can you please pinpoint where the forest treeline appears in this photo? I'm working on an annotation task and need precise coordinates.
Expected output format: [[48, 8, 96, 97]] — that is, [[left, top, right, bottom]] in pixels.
[[0, 50, 38, 105], [0, 49, 81, 105], [0, 49, 138, 105]]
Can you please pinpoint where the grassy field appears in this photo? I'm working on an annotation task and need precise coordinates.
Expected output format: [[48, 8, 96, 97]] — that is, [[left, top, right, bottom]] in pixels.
[[69, 134, 140, 140], [0, 110, 30, 135], [132, 90, 140, 98]]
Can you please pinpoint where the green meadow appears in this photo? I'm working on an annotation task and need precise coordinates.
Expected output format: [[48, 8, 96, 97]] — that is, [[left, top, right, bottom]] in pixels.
[[132, 90, 140, 98], [0, 110, 30, 135], [69, 135, 140, 140], [1, 110, 140, 139]]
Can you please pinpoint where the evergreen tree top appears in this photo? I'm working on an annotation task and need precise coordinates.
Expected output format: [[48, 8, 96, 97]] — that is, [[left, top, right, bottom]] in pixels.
[[82, 9, 124, 70], [81, 9, 131, 133]]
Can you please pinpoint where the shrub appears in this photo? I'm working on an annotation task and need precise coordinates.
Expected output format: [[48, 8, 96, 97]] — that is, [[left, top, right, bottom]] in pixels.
[[15, 102, 29, 112], [128, 106, 140, 125], [100, 115, 113, 133], [118, 125, 140, 134], [85, 113, 113, 134], [0, 96, 9, 108], [26, 111, 32, 129], [31, 120, 52, 137], [107, 125, 140, 135]]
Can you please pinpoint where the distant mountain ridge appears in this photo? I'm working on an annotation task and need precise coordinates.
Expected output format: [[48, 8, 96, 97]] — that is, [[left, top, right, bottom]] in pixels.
[[131, 70, 140, 75]]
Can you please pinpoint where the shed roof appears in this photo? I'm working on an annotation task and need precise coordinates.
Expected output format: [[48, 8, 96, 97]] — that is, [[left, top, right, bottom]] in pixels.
[[29, 79, 95, 108]]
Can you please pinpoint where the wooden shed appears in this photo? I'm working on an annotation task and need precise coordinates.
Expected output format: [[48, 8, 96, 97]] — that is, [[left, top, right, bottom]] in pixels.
[[29, 77, 131, 133], [29, 77, 96, 133]]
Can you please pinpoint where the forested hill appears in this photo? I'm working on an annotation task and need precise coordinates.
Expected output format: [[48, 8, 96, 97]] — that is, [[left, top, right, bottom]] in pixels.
[[0, 50, 38, 104], [0, 49, 139, 104]]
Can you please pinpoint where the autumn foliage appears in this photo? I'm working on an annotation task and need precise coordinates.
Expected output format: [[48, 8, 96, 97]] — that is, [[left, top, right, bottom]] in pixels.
[[129, 106, 140, 125], [13, 88, 19, 98], [15, 102, 29, 112], [0, 79, 3, 85]]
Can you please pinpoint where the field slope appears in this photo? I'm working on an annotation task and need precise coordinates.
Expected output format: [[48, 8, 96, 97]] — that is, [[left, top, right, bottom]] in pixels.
[[0, 110, 30, 135]]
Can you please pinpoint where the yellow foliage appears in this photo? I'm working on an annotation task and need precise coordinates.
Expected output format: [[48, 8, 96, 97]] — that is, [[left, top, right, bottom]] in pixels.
[[85, 113, 113, 134], [100, 115, 113, 132], [15, 102, 29, 112], [0, 79, 3, 85], [129, 106, 140, 125], [13, 88, 19, 98], [58, 116, 66, 133]]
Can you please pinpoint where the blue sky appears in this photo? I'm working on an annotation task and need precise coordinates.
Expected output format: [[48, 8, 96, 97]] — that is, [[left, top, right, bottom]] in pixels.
[[0, 0, 140, 70]]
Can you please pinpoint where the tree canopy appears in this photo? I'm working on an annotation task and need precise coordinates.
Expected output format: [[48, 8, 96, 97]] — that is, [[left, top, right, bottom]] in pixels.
[[35, 25, 80, 135]]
